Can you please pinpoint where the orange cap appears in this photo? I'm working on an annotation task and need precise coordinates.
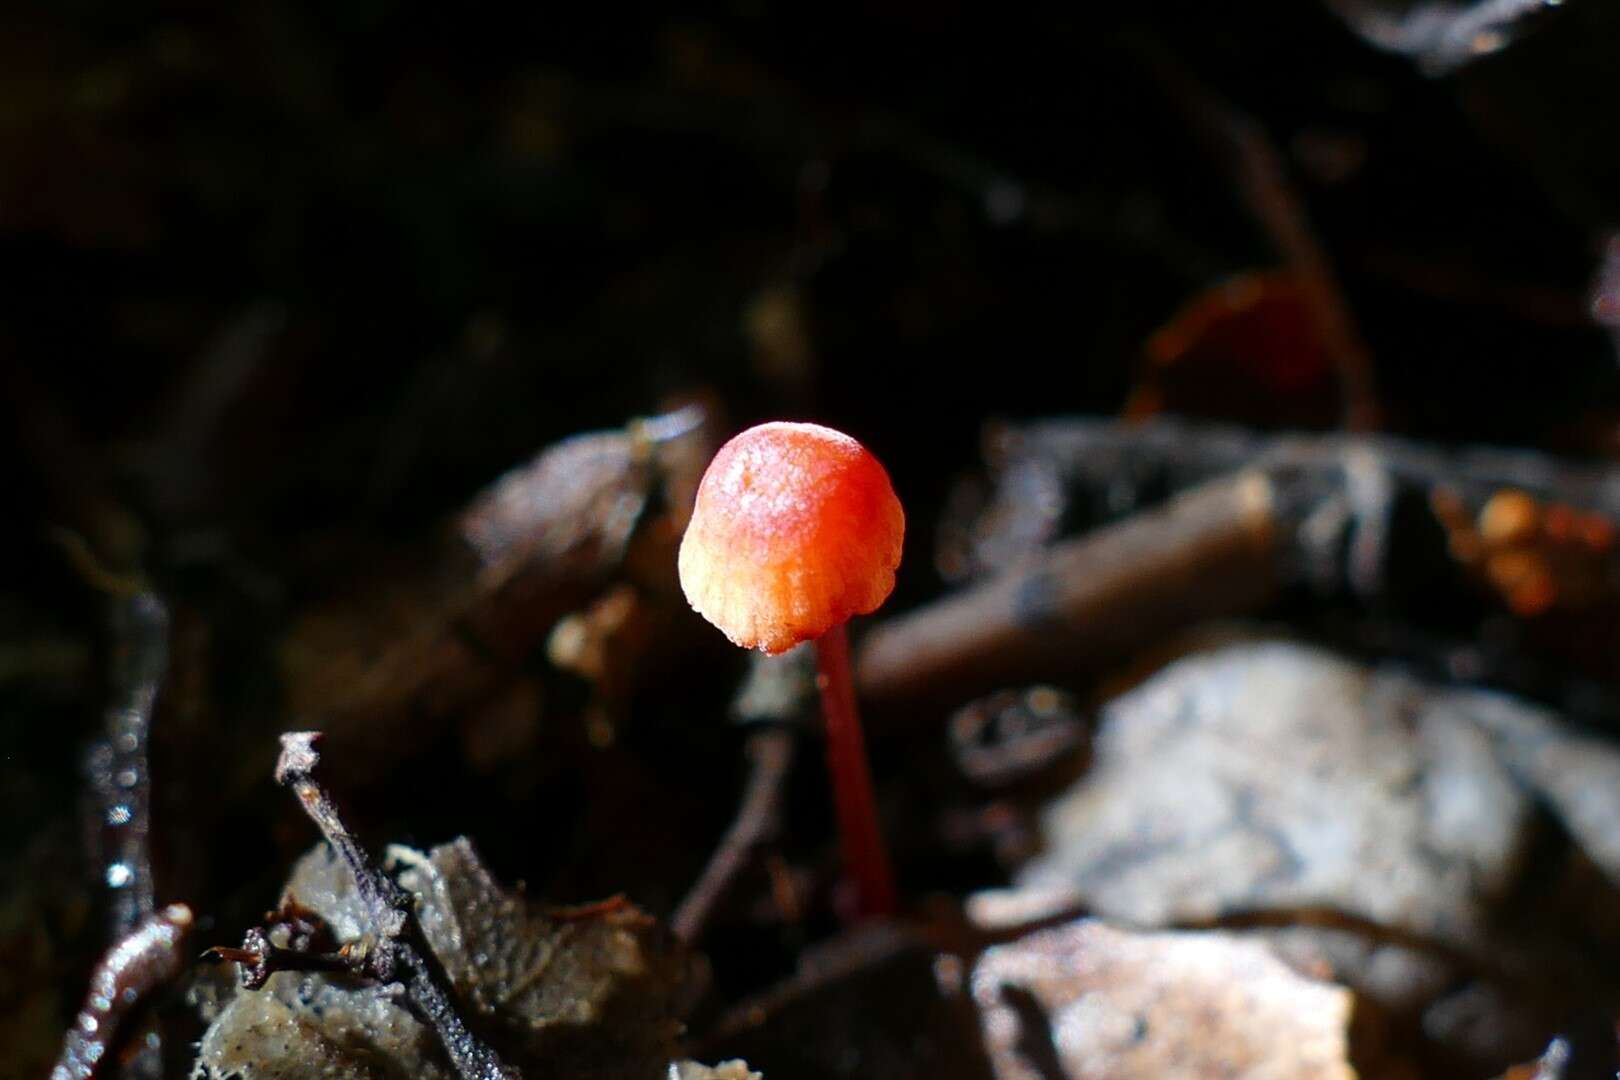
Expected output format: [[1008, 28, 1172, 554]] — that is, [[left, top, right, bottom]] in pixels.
[[678, 422, 904, 654]]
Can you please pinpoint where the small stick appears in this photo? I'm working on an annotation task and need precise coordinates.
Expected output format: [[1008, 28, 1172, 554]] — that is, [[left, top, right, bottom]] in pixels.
[[81, 589, 170, 1080], [206, 926, 362, 990], [273, 732, 521, 1080], [695, 921, 916, 1050], [204, 901, 352, 990], [50, 904, 193, 1080], [88, 591, 170, 938], [856, 471, 1280, 708], [672, 728, 796, 943]]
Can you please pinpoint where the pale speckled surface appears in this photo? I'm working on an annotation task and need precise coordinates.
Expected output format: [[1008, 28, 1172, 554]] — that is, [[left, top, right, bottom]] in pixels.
[[972, 920, 1356, 1080], [668, 1061, 763, 1080], [1020, 640, 1530, 947]]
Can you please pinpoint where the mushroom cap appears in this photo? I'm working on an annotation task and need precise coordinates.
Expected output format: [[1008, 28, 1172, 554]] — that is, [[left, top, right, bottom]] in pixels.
[[678, 422, 904, 655]]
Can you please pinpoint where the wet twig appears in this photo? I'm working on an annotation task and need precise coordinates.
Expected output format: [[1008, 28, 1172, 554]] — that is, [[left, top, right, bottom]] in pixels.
[[81, 589, 170, 1080], [87, 591, 170, 939], [50, 904, 194, 1080], [1141, 40, 1379, 430], [672, 728, 797, 944], [271, 732, 521, 1080]]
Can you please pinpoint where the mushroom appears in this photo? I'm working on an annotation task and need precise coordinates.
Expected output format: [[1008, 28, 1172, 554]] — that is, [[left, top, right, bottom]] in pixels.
[[679, 421, 903, 917]]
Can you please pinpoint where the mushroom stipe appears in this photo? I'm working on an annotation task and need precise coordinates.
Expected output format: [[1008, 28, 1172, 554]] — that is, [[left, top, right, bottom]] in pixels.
[[679, 422, 902, 919]]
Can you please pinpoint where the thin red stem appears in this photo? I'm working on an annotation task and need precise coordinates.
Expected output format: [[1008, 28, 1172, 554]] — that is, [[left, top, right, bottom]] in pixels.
[[814, 623, 898, 918]]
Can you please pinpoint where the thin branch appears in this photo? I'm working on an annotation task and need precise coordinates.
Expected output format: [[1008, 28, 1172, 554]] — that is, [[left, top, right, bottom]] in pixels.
[[50, 904, 193, 1080], [857, 470, 1282, 709], [272, 732, 521, 1080], [866, 416, 1620, 718], [79, 588, 170, 1080], [204, 899, 353, 990], [206, 926, 363, 990], [88, 590, 170, 938], [672, 728, 796, 944], [696, 922, 916, 1050]]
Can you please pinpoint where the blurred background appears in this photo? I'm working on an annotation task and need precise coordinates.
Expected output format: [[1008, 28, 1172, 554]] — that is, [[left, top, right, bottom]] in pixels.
[[7, 3, 1620, 1078]]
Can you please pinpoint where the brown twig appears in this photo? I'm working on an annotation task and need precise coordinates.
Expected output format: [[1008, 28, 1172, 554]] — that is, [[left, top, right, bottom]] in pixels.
[[885, 416, 1620, 717], [672, 728, 796, 944], [857, 470, 1281, 709], [271, 732, 521, 1080], [50, 904, 194, 1080], [204, 898, 351, 990], [206, 926, 363, 990], [954, 417, 1620, 546]]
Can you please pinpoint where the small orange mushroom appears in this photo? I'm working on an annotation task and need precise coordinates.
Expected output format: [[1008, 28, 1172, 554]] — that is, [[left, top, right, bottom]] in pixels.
[[679, 421, 903, 917]]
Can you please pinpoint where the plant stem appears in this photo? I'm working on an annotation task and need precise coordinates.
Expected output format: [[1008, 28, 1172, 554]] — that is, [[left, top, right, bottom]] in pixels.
[[814, 623, 897, 918], [275, 733, 521, 1080]]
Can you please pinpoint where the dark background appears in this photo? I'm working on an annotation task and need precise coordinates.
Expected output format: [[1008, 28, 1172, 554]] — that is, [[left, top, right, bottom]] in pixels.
[[5, 2, 1620, 1075]]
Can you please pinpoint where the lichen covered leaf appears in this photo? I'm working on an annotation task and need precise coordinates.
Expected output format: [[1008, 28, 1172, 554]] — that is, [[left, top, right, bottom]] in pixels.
[[393, 838, 687, 1068], [1020, 640, 1532, 946], [194, 839, 689, 1079]]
